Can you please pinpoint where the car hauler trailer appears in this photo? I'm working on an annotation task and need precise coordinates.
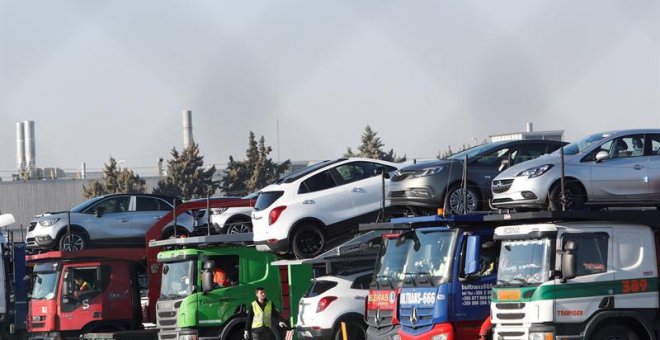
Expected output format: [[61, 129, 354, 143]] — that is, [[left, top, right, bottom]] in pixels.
[[487, 210, 660, 340], [391, 214, 500, 340], [0, 214, 28, 340], [149, 233, 313, 340]]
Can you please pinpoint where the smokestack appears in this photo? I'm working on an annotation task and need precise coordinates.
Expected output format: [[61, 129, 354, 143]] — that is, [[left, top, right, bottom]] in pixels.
[[24, 120, 36, 169], [81, 162, 86, 180], [16, 122, 25, 171], [157, 158, 164, 177], [182, 110, 193, 148], [526, 122, 533, 133]]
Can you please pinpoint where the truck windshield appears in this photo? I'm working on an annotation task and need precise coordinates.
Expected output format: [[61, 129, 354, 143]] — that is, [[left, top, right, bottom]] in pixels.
[[161, 260, 195, 300], [402, 230, 456, 286], [32, 271, 59, 300], [498, 239, 552, 286], [373, 237, 412, 289]]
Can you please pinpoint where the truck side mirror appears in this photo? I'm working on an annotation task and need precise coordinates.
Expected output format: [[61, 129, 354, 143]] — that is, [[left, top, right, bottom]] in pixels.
[[201, 270, 214, 293], [561, 240, 578, 282], [464, 235, 481, 277]]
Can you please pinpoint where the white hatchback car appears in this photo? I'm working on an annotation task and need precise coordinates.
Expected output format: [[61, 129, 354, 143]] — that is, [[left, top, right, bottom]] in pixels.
[[297, 270, 373, 340], [252, 158, 399, 258]]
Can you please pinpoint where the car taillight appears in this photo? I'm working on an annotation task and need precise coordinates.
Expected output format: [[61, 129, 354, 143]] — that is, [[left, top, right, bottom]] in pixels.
[[317, 296, 337, 312], [269, 206, 287, 225]]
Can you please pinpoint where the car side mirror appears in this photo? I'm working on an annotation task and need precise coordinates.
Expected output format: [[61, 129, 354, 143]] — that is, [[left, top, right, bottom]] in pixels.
[[595, 151, 609, 163], [374, 167, 390, 179], [95, 206, 105, 218], [498, 159, 510, 172]]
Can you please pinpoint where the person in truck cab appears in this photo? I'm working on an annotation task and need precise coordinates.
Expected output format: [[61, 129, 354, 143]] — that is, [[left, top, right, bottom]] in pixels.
[[244, 287, 287, 340]]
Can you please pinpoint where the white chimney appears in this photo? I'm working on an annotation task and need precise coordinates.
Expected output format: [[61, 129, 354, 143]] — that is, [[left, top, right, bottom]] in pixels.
[[16, 122, 25, 171], [24, 120, 36, 169], [81, 162, 86, 180], [182, 110, 193, 148], [526, 122, 533, 133]]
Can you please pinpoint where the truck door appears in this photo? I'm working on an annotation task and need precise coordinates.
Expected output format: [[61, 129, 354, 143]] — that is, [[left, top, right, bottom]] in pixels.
[[612, 228, 657, 309], [555, 230, 613, 325], [58, 265, 105, 331], [454, 235, 498, 340]]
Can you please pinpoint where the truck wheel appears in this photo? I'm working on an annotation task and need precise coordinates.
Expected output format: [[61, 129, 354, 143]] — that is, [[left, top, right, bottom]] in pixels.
[[58, 231, 87, 251], [549, 181, 585, 211], [333, 318, 367, 340], [292, 224, 326, 259], [591, 324, 639, 340], [444, 184, 480, 214]]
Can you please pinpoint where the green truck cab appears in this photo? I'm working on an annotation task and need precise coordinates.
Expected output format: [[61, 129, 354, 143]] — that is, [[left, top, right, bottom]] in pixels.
[[153, 235, 312, 340]]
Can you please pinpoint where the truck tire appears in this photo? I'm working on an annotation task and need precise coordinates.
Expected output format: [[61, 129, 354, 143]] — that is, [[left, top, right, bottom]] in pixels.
[[591, 324, 639, 340]]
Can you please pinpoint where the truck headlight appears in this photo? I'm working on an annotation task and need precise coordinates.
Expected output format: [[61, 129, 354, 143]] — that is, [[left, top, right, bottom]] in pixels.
[[529, 332, 554, 340], [39, 218, 60, 227], [432, 334, 448, 340], [178, 335, 198, 340]]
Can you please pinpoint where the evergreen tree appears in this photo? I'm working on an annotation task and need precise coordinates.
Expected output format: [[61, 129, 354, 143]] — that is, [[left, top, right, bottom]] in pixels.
[[344, 125, 406, 162], [83, 156, 146, 198], [153, 143, 218, 199], [220, 132, 291, 196]]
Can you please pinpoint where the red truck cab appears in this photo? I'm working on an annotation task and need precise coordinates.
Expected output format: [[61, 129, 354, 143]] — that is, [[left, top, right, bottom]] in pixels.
[[27, 249, 146, 340]]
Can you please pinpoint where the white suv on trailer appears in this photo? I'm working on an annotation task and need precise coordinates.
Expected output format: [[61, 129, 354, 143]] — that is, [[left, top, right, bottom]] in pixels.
[[252, 158, 399, 259]]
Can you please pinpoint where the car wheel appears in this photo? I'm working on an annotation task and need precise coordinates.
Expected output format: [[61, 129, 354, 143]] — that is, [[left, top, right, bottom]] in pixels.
[[292, 224, 326, 259], [58, 231, 87, 251], [549, 181, 586, 211], [333, 318, 367, 340], [226, 220, 252, 234], [444, 184, 480, 214]]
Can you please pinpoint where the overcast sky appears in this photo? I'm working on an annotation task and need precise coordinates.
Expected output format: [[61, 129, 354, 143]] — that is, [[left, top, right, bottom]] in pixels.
[[1, 1, 659, 180]]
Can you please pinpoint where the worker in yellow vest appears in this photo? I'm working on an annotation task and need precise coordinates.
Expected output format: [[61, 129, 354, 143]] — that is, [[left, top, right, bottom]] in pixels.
[[244, 287, 287, 340]]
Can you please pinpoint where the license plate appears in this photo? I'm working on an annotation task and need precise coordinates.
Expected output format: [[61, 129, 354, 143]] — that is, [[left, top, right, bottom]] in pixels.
[[497, 289, 521, 301]]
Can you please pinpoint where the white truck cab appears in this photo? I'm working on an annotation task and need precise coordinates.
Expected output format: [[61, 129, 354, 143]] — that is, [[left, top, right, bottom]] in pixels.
[[488, 211, 660, 340]]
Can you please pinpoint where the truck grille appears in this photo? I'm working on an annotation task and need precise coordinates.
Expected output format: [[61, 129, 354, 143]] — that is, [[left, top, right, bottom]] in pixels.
[[492, 179, 514, 194], [496, 313, 525, 320], [366, 308, 394, 328], [399, 306, 433, 329], [157, 299, 182, 332]]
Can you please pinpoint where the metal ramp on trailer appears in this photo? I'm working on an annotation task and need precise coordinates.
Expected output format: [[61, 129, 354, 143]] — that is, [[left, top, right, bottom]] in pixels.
[[148, 232, 254, 248], [483, 210, 660, 228]]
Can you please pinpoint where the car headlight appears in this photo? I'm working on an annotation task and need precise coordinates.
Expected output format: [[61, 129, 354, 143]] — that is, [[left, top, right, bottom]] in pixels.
[[38, 218, 60, 227], [515, 164, 553, 178], [410, 166, 445, 178], [178, 335, 198, 340], [529, 332, 554, 340]]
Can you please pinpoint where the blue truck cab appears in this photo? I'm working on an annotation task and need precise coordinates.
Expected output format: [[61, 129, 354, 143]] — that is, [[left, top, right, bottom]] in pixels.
[[395, 215, 497, 340]]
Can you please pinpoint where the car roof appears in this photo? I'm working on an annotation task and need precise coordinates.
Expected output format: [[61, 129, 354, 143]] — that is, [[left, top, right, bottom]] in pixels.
[[313, 269, 373, 282], [95, 193, 181, 202]]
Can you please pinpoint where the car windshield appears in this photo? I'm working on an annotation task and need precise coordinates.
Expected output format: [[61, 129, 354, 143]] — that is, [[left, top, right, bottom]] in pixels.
[[276, 159, 342, 184], [69, 196, 105, 213], [160, 260, 195, 300], [373, 236, 412, 289], [498, 239, 552, 286], [554, 132, 611, 156], [32, 271, 59, 300], [447, 142, 506, 160], [402, 230, 456, 286]]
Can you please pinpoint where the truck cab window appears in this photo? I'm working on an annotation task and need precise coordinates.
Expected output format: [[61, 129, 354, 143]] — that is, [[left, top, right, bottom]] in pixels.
[[562, 233, 609, 277], [206, 255, 239, 288]]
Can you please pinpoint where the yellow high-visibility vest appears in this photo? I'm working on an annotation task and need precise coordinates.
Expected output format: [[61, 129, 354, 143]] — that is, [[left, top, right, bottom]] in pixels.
[[251, 301, 272, 329]]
